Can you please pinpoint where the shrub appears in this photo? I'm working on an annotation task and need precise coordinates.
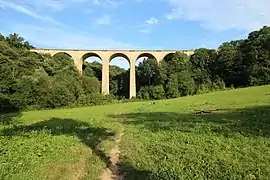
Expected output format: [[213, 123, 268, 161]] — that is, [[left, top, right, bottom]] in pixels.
[[149, 85, 166, 100], [137, 86, 151, 100]]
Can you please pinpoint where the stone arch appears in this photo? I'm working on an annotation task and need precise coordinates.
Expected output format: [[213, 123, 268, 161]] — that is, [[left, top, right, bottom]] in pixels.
[[162, 53, 175, 62], [53, 52, 72, 58], [110, 53, 130, 64], [136, 53, 157, 67], [82, 52, 103, 81], [136, 53, 157, 61], [82, 52, 103, 62], [109, 53, 131, 98]]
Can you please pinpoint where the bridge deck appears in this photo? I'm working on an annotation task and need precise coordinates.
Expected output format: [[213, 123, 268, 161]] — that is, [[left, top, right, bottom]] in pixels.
[[33, 48, 194, 52]]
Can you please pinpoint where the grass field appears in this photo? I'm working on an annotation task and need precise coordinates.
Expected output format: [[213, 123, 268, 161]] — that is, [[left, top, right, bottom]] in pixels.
[[1, 86, 270, 180]]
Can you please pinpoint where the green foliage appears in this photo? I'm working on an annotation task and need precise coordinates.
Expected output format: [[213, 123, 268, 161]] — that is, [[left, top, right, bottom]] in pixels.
[[137, 58, 161, 87], [0, 34, 109, 112], [166, 74, 180, 98], [82, 76, 101, 94], [149, 85, 166, 100], [177, 70, 196, 96], [137, 86, 151, 100]]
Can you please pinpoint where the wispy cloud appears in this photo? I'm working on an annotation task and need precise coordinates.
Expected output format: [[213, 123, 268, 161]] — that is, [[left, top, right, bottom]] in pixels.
[[9, 24, 135, 49], [146, 17, 159, 25], [165, 0, 270, 31], [94, 14, 112, 25], [0, 0, 66, 27], [93, 0, 121, 8], [0, 0, 136, 50], [139, 17, 160, 34]]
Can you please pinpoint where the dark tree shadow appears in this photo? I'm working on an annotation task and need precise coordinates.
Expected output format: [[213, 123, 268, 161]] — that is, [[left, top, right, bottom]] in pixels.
[[117, 161, 153, 180], [108, 105, 270, 179], [0, 97, 21, 125], [1, 118, 154, 178], [110, 105, 270, 138], [0, 118, 114, 170]]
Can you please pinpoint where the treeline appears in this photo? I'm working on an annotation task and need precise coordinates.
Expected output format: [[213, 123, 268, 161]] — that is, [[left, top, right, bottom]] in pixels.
[[0, 33, 116, 112], [1, 26, 270, 112], [104, 26, 270, 100]]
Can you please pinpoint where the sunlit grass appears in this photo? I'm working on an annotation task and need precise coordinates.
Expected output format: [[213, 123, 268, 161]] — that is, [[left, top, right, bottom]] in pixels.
[[1, 85, 270, 179]]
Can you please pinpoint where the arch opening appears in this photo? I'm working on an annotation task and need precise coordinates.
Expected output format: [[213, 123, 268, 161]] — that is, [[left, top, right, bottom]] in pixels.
[[110, 53, 130, 64], [135, 53, 157, 67], [52, 52, 74, 70], [162, 53, 175, 62], [82, 52, 102, 62], [82, 53, 103, 82], [31, 51, 44, 61], [109, 53, 130, 99], [53, 52, 72, 58], [135, 53, 160, 92]]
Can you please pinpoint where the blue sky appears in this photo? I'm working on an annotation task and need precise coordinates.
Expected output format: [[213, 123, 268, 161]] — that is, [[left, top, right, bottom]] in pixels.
[[0, 0, 270, 68]]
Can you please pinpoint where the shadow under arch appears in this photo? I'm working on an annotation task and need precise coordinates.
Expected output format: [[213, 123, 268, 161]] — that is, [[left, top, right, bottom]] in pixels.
[[53, 52, 72, 58]]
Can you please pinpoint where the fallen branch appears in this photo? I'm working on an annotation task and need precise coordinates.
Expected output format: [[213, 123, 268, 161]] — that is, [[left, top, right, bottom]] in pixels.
[[194, 109, 221, 115]]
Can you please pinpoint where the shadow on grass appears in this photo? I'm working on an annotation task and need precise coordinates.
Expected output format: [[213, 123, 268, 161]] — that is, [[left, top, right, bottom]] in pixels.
[[0, 118, 114, 171], [0, 97, 21, 125], [117, 161, 153, 180], [108, 105, 270, 179], [0, 112, 21, 125], [110, 105, 270, 138]]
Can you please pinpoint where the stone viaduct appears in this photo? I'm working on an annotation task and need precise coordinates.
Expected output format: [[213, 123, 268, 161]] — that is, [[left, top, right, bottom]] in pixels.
[[30, 49, 194, 98]]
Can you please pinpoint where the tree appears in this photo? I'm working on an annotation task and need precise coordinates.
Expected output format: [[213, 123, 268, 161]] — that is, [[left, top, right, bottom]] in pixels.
[[166, 74, 180, 98], [240, 26, 270, 86], [137, 58, 161, 87], [177, 70, 196, 96], [190, 48, 217, 86], [149, 85, 166, 100]]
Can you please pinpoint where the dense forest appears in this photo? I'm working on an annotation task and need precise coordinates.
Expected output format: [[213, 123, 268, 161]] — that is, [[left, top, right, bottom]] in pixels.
[[0, 26, 270, 112]]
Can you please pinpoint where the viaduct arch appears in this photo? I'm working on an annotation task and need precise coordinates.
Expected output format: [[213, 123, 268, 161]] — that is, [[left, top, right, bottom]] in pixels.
[[30, 49, 194, 99]]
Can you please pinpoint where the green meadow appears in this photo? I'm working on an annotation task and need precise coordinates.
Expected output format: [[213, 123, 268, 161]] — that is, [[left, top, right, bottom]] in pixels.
[[1, 85, 270, 180]]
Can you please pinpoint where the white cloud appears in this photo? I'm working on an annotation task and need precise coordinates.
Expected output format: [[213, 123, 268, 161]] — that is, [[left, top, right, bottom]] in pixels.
[[165, 0, 270, 31], [146, 17, 159, 25], [10, 24, 135, 50], [139, 17, 159, 34], [0, 0, 124, 14], [94, 15, 112, 25]]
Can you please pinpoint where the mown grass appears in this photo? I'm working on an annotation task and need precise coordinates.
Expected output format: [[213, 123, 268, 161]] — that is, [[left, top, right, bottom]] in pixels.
[[1, 85, 270, 179]]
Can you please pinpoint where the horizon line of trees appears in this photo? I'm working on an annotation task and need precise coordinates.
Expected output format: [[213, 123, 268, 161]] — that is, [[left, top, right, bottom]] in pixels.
[[0, 26, 270, 113]]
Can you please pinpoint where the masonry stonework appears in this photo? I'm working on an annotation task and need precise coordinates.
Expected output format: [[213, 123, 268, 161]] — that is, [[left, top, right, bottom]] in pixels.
[[30, 49, 194, 99]]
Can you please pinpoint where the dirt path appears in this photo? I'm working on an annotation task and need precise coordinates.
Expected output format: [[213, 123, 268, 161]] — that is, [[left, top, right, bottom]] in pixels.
[[100, 129, 124, 180]]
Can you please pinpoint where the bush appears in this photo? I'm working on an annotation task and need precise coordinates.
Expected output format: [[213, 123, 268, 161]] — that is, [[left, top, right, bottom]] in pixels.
[[166, 74, 180, 98], [177, 71, 196, 96], [137, 86, 151, 100], [82, 76, 100, 94], [149, 85, 166, 100]]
